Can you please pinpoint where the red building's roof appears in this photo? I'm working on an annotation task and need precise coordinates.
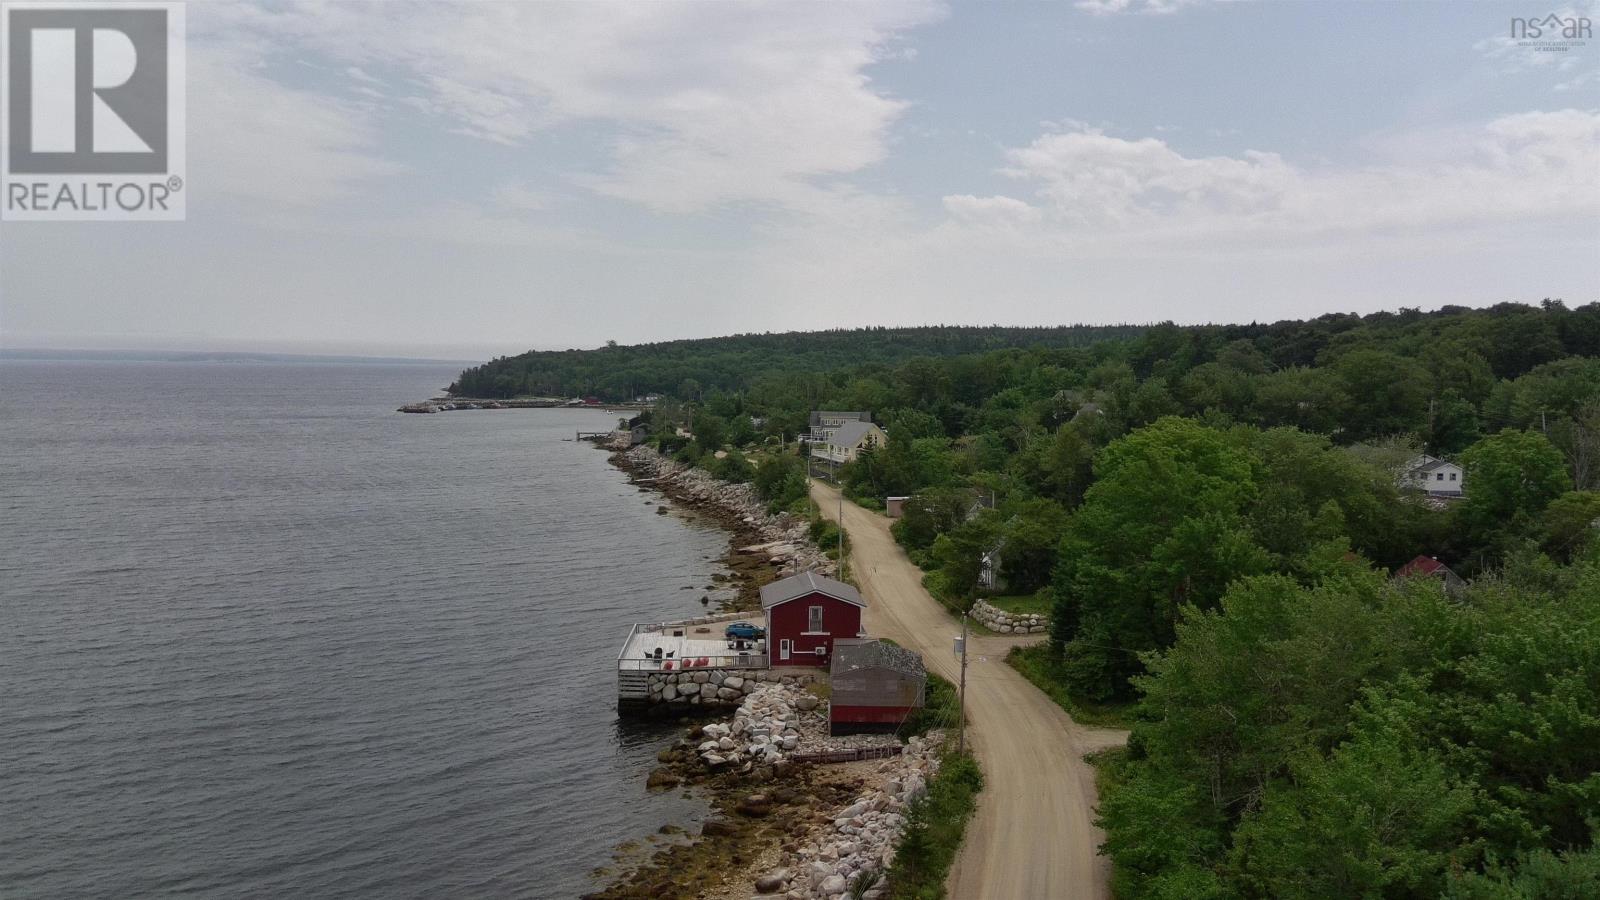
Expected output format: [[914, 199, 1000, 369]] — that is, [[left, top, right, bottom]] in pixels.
[[1396, 555, 1458, 580]]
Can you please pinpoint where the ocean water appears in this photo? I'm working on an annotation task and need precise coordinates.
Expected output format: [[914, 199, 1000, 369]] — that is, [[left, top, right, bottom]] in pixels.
[[0, 360, 730, 898]]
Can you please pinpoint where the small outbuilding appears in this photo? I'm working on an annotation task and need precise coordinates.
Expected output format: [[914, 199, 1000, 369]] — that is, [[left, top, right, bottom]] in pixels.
[[884, 496, 910, 518], [1395, 554, 1467, 592], [829, 639, 927, 735], [761, 570, 866, 667]]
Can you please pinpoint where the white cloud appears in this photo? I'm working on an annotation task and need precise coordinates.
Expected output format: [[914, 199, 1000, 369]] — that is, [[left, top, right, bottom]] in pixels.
[[197, 1, 944, 215], [187, 38, 406, 208], [965, 111, 1600, 243], [1075, 0, 1208, 16], [942, 194, 1042, 227]]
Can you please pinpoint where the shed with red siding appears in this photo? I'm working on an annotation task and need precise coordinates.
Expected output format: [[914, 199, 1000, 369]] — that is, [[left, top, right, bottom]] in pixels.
[[761, 571, 866, 667], [829, 639, 926, 735]]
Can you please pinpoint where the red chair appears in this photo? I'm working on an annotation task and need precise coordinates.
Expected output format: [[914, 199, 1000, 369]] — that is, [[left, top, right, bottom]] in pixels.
[[661, 660, 674, 670]]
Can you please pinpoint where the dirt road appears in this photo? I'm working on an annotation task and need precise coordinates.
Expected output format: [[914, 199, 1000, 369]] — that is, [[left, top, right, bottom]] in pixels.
[[811, 481, 1127, 900]]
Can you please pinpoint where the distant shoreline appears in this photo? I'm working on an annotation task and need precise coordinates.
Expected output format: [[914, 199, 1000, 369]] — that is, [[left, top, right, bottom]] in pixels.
[[0, 348, 476, 366]]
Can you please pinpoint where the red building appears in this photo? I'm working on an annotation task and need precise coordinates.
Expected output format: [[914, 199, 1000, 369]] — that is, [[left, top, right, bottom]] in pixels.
[[829, 639, 926, 734], [760, 570, 866, 666]]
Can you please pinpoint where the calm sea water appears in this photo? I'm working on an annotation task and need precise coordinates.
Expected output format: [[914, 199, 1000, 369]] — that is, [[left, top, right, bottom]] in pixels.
[[0, 360, 731, 898]]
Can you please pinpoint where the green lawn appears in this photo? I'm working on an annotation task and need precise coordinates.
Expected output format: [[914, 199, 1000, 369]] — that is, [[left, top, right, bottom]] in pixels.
[[984, 591, 1052, 618], [1006, 643, 1136, 730]]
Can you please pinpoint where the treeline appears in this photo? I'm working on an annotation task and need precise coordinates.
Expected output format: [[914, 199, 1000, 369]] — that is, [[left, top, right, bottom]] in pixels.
[[608, 300, 1598, 893], [448, 324, 1146, 399]]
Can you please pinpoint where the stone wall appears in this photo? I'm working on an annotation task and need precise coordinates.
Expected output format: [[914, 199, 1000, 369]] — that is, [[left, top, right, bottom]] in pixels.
[[645, 667, 817, 709], [970, 598, 1049, 634]]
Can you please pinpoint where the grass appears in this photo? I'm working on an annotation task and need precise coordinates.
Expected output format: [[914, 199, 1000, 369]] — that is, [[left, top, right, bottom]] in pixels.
[[984, 591, 1052, 618], [883, 750, 984, 900], [1006, 643, 1137, 730], [901, 672, 960, 738]]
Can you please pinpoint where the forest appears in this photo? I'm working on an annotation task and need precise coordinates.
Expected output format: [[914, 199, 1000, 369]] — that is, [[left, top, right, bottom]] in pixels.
[[474, 301, 1600, 896]]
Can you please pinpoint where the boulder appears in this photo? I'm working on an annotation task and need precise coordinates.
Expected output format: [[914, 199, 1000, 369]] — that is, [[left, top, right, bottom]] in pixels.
[[700, 818, 738, 837], [737, 794, 773, 817], [819, 874, 847, 895], [645, 767, 680, 790], [754, 869, 789, 893], [723, 675, 745, 691]]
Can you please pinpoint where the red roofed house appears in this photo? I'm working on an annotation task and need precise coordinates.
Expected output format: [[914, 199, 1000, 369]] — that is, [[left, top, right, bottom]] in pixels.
[[760, 570, 866, 667], [1395, 555, 1466, 591]]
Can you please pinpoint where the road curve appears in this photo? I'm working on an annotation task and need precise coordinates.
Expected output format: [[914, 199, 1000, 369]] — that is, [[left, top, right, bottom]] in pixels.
[[810, 480, 1127, 900]]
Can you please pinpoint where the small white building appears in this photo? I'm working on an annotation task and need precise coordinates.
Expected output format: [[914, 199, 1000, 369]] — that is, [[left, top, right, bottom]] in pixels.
[[1402, 455, 1465, 496]]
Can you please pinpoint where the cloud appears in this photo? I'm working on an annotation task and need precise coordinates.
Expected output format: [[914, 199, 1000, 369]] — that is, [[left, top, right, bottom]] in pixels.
[[1074, 0, 1209, 16], [199, 1, 945, 215], [187, 38, 406, 208], [959, 111, 1600, 244], [942, 194, 1042, 227]]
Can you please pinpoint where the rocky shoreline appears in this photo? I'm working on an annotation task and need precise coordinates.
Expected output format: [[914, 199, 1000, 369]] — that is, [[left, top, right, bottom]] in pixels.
[[592, 442, 934, 899], [608, 443, 835, 610], [595, 681, 941, 900]]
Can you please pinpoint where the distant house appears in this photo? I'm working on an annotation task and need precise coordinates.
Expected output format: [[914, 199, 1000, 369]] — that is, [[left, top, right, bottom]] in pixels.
[[1401, 455, 1465, 496], [1395, 555, 1466, 592], [634, 394, 662, 403], [761, 570, 867, 667], [806, 410, 872, 445], [977, 542, 1005, 591], [629, 424, 650, 445], [829, 639, 926, 735], [812, 421, 887, 465]]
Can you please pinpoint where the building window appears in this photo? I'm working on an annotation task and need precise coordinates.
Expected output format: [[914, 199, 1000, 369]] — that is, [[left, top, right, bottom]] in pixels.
[[809, 605, 824, 632], [1437, 473, 1445, 481], [1449, 472, 1457, 481]]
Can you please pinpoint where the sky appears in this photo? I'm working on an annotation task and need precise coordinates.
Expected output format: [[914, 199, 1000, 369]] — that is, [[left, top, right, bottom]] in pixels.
[[1, 0, 1597, 360]]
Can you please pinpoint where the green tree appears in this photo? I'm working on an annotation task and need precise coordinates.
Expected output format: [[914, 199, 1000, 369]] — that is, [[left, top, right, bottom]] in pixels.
[[1051, 418, 1268, 697], [1461, 430, 1571, 550]]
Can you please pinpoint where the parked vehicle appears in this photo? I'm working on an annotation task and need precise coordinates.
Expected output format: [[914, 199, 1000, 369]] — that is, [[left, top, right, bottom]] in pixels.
[[724, 621, 765, 641]]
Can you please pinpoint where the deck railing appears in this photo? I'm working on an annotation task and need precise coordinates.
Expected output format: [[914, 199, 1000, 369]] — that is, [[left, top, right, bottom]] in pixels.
[[617, 651, 767, 672]]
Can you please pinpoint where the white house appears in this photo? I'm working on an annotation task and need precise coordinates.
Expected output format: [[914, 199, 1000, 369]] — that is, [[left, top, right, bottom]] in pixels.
[[806, 411, 872, 445], [1402, 455, 1465, 496], [812, 421, 887, 464]]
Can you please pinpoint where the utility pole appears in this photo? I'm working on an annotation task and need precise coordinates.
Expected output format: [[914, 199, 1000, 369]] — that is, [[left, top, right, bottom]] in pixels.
[[838, 489, 845, 577], [956, 611, 969, 754]]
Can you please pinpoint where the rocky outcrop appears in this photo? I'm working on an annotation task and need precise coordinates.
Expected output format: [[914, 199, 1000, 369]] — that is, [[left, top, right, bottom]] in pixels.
[[621, 446, 835, 578], [693, 681, 812, 770], [750, 732, 945, 900], [970, 598, 1049, 634]]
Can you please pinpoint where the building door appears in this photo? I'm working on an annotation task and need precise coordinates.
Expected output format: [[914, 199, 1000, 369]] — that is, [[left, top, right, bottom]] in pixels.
[[779, 639, 792, 661]]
